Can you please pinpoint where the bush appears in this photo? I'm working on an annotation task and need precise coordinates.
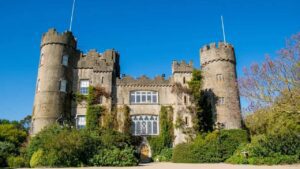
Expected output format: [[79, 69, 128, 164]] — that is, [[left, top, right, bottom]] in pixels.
[[30, 149, 44, 168], [89, 146, 138, 166], [27, 124, 100, 167], [0, 124, 27, 147], [226, 132, 300, 165], [172, 129, 248, 163], [7, 156, 27, 168], [153, 148, 173, 162], [0, 141, 16, 167], [172, 143, 197, 163]]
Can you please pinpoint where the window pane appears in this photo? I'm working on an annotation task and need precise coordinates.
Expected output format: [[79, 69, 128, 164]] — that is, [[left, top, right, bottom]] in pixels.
[[142, 94, 146, 102], [152, 95, 157, 103], [130, 94, 135, 103], [147, 121, 152, 135], [136, 95, 141, 103], [136, 122, 141, 135], [153, 121, 158, 134], [131, 122, 135, 135]]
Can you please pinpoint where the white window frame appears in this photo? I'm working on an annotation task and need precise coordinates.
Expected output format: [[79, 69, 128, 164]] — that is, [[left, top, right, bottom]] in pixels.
[[80, 80, 89, 95], [130, 91, 158, 104], [76, 115, 86, 129], [219, 97, 225, 105], [60, 80, 67, 92], [62, 55, 69, 66], [131, 115, 159, 136]]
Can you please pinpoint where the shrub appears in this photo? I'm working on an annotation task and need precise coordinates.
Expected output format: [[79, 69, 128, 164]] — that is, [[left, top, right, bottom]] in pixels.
[[172, 129, 248, 163], [30, 149, 44, 168], [172, 143, 197, 163], [27, 124, 100, 167], [89, 146, 138, 166], [0, 141, 16, 167], [7, 156, 27, 168], [226, 132, 300, 165], [0, 124, 27, 147], [153, 148, 173, 162]]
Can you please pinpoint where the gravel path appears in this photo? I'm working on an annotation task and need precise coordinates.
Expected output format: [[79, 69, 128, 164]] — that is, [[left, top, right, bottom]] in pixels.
[[30, 162, 300, 169]]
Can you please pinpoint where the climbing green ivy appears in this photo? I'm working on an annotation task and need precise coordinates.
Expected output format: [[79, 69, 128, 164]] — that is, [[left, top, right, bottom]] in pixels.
[[188, 69, 214, 133], [148, 106, 174, 157], [85, 86, 107, 130]]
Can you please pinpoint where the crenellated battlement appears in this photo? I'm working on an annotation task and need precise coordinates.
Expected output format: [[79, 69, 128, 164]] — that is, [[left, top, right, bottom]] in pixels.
[[172, 60, 193, 74], [117, 75, 172, 87], [41, 28, 77, 49], [76, 49, 120, 72], [200, 42, 236, 67], [200, 42, 233, 52]]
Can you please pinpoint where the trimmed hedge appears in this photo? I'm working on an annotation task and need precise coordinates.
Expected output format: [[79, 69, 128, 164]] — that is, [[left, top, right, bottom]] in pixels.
[[172, 129, 248, 163]]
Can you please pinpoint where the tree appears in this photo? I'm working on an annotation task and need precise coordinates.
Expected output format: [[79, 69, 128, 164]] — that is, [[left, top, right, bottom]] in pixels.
[[239, 32, 300, 135], [238, 33, 300, 112]]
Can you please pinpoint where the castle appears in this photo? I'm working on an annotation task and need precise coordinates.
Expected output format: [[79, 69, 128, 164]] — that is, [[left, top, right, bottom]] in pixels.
[[31, 28, 241, 148]]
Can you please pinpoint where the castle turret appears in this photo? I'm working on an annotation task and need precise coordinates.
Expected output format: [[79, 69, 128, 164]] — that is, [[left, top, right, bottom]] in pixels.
[[31, 29, 77, 134], [200, 42, 241, 129]]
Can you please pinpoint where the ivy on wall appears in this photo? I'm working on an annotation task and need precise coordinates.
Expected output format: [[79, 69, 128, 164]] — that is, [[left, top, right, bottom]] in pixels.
[[148, 106, 174, 157]]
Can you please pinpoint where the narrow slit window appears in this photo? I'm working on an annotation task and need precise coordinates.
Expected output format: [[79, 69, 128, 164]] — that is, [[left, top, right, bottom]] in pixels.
[[60, 80, 67, 92], [62, 55, 69, 66]]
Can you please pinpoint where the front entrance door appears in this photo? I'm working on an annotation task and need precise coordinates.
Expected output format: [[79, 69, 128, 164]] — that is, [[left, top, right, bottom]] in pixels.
[[140, 144, 150, 162]]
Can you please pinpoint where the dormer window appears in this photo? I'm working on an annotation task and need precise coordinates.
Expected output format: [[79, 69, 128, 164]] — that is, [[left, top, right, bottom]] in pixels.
[[62, 55, 69, 66]]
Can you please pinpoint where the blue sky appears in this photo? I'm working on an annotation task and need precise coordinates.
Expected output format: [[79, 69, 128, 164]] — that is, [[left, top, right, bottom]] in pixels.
[[0, 0, 299, 121]]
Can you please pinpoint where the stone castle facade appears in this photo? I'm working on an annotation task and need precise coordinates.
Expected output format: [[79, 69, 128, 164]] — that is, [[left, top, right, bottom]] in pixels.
[[31, 29, 242, 145]]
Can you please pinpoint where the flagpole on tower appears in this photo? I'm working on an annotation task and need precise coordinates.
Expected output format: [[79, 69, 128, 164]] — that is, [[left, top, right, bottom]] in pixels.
[[221, 15, 226, 44], [69, 0, 76, 31]]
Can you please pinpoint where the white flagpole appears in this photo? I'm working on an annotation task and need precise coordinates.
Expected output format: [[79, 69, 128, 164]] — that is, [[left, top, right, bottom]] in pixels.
[[221, 15, 226, 44], [69, 0, 76, 31]]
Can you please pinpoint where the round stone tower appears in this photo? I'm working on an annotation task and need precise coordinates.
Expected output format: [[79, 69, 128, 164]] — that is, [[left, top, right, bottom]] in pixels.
[[200, 42, 241, 129], [31, 28, 77, 134]]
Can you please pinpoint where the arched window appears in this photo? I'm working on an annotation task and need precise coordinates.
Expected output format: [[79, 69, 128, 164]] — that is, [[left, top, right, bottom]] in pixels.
[[101, 77, 104, 84], [183, 77, 186, 84], [131, 115, 159, 136], [184, 95, 187, 104]]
